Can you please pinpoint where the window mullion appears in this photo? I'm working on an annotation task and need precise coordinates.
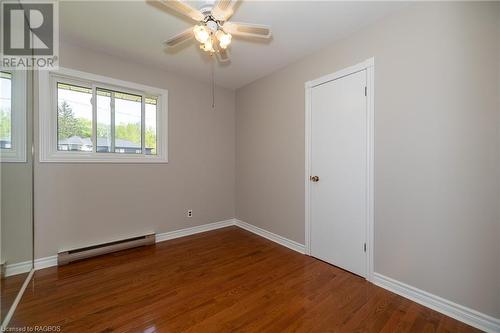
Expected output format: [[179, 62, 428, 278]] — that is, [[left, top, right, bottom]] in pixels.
[[141, 94, 145, 155], [111, 92, 115, 153], [91, 86, 97, 153]]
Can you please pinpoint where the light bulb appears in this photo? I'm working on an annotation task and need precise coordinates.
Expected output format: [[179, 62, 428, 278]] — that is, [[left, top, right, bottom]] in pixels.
[[193, 25, 210, 44], [216, 30, 232, 49]]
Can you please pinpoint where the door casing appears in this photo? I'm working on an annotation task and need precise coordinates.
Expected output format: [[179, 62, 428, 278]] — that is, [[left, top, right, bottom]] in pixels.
[[304, 58, 375, 281]]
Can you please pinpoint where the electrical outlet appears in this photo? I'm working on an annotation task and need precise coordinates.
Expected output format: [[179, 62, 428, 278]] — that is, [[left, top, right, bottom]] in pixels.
[[187, 209, 193, 218]]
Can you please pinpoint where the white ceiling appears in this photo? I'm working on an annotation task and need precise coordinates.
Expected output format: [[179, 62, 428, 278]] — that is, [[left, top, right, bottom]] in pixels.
[[60, 1, 407, 89]]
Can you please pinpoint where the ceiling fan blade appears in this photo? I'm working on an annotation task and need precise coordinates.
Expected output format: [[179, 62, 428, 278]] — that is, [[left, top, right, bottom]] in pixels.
[[164, 28, 193, 47], [223, 22, 272, 39], [158, 0, 204, 21], [212, 0, 238, 21]]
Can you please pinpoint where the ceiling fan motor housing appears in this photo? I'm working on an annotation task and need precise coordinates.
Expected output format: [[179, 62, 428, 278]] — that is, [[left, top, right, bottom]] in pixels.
[[206, 19, 219, 32]]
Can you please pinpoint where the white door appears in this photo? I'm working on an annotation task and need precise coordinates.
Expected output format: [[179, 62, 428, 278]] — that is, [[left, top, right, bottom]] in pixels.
[[310, 70, 368, 277]]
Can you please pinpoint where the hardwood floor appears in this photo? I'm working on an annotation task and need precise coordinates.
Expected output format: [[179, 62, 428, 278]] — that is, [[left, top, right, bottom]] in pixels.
[[11, 227, 479, 332], [1, 271, 29, 322]]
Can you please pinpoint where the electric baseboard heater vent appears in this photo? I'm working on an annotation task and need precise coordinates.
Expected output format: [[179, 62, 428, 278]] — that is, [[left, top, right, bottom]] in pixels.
[[58, 234, 155, 266]]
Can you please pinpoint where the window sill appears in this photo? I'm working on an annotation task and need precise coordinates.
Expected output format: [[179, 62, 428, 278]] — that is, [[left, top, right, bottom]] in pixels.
[[1, 149, 27, 163], [40, 151, 168, 164]]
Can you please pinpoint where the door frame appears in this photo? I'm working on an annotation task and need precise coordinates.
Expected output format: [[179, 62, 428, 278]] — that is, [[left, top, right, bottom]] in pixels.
[[304, 58, 375, 281]]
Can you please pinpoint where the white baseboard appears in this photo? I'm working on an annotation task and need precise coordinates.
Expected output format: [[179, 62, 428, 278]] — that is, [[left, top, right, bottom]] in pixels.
[[234, 219, 305, 254], [372, 273, 500, 333], [34, 255, 58, 270], [155, 219, 235, 242], [5, 260, 32, 277]]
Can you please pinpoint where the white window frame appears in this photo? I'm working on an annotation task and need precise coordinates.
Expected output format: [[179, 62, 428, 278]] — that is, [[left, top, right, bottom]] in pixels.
[[0, 70, 27, 163], [38, 67, 168, 163]]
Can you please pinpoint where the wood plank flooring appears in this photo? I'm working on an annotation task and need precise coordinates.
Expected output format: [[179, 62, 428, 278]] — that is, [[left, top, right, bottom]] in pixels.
[[10, 227, 479, 332], [1, 271, 29, 322]]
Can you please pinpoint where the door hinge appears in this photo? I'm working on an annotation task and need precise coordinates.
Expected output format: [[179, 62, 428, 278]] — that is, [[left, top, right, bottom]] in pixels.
[[364, 243, 367, 252], [364, 86, 367, 96]]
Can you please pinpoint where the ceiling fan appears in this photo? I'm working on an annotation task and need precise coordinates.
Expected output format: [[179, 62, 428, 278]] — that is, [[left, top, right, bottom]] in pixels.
[[159, 0, 272, 62]]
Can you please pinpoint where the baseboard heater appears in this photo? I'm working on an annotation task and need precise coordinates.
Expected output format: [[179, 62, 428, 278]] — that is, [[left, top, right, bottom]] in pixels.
[[58, 233, 155, 266]]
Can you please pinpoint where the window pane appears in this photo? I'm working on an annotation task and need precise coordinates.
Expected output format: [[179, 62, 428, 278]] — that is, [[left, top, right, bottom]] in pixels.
[[0, 72, 12, 150], [96, 89, 111, 153], [145, 97, 157, 155], [114, 91, 142, 154], [57, 83, 93, 151]]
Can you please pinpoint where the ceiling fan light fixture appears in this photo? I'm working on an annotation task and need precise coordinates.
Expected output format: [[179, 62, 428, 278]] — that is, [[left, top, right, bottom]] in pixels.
[[200, 37, 215, 53], [216, 30, 232, 49], [193, 25, 210, 44]]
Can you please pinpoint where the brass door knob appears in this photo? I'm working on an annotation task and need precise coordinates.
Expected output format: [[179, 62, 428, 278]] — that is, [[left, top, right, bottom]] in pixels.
[[310, 176, 319, 182]]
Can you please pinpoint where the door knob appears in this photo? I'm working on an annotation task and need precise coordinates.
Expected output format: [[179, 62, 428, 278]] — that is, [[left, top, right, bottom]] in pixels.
[[310, 176, 319, 182]]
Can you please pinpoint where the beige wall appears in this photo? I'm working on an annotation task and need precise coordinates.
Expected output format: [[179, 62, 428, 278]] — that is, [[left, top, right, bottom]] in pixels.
[[35, 42, 236, 259], [236, 2, 500, 318], [1, 164, 33, 265], [1, 70, 34, 266]]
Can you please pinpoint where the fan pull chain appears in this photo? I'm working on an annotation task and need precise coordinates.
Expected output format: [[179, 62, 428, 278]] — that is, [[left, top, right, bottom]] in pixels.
[[211, 56, 216, 109]]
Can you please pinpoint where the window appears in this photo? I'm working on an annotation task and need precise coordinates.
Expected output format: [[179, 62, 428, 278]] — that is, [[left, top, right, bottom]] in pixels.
[[39, 68, 168, 163], [57, 83, 93, 152], [0, 71, 27, 163], [145, 97, 158, 155], [95, 88, 143, 154], [1, 72, 12, 149]]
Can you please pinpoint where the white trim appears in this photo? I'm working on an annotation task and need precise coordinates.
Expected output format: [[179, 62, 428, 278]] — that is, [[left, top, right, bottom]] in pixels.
[[366, 60, 375, 281], [1, 269, 34, 329], [304, 77, 311, 254], [34, 255, 58, 270], [306, 58, 375, 89], [155, 219, 235, 243], [5, 260, 32, 277], [0, 70, 27, 163], [304, 58, 375, 281], [373, 273, 500, 333], [38, 67, 168, 163], [234, 219, 305, 254]]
